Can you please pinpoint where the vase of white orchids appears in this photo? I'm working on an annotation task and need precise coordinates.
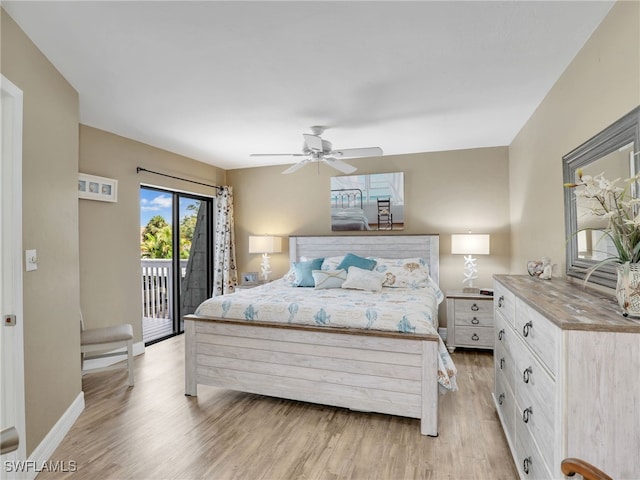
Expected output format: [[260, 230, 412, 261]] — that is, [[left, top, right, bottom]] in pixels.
[[565, 169, 640, 317]]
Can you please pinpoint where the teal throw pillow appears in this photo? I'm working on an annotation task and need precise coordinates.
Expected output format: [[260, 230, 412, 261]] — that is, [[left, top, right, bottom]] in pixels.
[[293, 258, 324, 287], [337, 253, 377, 272]]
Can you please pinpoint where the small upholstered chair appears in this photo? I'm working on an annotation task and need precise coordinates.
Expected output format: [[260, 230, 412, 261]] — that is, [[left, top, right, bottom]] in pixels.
[[80, 312, 134, 387], [561, 458, 613, 480]]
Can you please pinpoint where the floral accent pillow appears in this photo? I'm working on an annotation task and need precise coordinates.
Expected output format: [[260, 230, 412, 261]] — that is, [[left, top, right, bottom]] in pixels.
[[371, 257, 430, 288]]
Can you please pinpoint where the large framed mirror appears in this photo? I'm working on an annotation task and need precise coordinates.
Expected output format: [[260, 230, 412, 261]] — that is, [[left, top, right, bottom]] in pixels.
[[563, 106, 640, 288]]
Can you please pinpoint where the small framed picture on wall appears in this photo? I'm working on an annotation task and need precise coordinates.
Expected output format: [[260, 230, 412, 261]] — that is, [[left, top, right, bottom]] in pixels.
[[78, 173, 118, 202]]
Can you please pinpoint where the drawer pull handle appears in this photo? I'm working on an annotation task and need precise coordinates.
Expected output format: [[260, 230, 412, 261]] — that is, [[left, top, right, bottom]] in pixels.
[[523, 321, 533, 337], [523, 456, 532, 475], [498, 329, 505, 341], [522, 366, 533, 383], [498, 393, 505, 405], [471, 303, 479, 311], [500, 357, 505, 370], [522, 406, 533, 423], [498, 295, 504, 308], [471, 333, 480, 342], [471, 317, 480, 325]]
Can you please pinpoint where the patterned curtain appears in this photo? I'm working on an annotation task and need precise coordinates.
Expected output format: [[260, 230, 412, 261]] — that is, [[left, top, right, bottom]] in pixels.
[[212, 186, 238, 296]]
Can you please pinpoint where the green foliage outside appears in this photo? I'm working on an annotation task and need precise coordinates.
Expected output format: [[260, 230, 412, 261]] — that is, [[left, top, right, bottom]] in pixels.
[[141, 204, 199, 259]]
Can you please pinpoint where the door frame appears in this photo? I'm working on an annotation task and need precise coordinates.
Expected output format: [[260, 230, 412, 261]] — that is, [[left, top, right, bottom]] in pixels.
[[1, 75, 27, 464]]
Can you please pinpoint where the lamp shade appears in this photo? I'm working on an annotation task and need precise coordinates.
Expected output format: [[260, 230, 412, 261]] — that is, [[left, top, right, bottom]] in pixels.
[[248, 235, 282, 254], [451, 234, 490, 255]]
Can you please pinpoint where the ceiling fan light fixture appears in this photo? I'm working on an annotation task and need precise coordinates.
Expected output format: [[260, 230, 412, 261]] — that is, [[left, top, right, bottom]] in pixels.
[[251, 127, 382, 175]]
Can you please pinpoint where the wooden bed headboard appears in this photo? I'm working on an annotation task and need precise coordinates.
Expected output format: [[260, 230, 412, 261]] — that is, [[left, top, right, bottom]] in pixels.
[[289, 234, 440, 285]]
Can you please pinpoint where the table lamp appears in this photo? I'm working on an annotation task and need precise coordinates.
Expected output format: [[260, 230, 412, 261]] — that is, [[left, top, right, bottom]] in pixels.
[[451, 233, 490, 293], [249, 235, 282, 281]]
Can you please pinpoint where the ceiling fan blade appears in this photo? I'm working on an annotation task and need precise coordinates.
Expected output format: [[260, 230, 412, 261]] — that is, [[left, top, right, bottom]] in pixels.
[[282, 159, 311, 174], [330, 147, 383, 158], [250, 153, 306, 157], [303, 134, 323, 152], [323, 158, 357, 174]]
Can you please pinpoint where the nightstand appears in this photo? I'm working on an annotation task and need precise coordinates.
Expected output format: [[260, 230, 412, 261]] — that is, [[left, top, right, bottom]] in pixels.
[[445, 291, 494, 352], [236, 282, 263, 290]]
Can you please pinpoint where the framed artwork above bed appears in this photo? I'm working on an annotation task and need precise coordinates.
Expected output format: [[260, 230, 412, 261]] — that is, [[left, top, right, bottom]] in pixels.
[[330, 172, 404, 231]]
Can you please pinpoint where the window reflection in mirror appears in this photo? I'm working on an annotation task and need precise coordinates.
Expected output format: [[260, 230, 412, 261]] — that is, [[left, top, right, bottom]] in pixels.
[[575, 142, 635, 261], [330, 172, 404, 231]]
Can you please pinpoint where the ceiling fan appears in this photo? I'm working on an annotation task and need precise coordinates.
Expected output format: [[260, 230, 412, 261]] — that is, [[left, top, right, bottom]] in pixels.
[[250, 126, 383, 174]]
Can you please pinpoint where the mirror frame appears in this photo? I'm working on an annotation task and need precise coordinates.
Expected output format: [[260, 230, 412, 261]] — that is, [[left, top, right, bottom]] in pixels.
[[563, 106, 640, 288]]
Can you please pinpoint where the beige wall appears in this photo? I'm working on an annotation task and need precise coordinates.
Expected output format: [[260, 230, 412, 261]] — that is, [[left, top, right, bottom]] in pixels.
[[509, 0, 640, 285], [228, 147, 512, 325], [79, 125, 225, 340], [1, 10, 81, 455]]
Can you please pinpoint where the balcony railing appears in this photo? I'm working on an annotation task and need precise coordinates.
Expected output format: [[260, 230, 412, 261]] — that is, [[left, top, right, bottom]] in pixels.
[[141, 259, 187, 343]]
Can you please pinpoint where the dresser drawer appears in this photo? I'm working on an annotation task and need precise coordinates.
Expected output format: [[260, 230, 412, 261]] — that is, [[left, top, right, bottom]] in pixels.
[[513, 345, 556, 467], [514, 422, 553, 480], [494, 281, 515, 326], [454, 326, 493, 348], [495, 336, 516, 394], [495, 369, 516, 442], [514, 298, 559, 376]]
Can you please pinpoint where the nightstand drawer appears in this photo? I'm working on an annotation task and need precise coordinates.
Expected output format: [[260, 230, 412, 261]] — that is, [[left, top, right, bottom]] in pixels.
[[454, 310, 493, 327], [454, 326, 493, 348]]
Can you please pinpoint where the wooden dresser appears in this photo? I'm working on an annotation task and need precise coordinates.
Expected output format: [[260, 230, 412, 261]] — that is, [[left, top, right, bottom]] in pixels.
[[493, 275, 640, 480]]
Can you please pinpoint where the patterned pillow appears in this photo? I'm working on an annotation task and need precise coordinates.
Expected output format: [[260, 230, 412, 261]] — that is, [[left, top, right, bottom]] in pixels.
[[341, 266, 386, 293], [312, 269, 347, 289], [372, 257, 430, 288]]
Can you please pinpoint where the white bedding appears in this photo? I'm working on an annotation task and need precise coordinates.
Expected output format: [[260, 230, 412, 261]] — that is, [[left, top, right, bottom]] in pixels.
[[194, 277, 458, 391]]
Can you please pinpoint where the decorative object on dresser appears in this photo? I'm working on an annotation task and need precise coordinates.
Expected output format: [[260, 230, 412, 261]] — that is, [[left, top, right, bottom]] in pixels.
[[248, 235, 282, 281], [563, 106, 640, 290], [451, 232, 490, 293], [445, 291, 494, 352], [493, 274, 640, 480]]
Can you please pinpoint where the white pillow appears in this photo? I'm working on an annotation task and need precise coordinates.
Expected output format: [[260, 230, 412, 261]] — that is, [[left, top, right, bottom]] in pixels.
[[312, 269, 347, 289], [341, 266, 386, 293]]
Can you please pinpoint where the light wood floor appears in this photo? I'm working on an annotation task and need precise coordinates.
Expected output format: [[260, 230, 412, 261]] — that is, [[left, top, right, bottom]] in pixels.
[[39, 336, 517, 480]]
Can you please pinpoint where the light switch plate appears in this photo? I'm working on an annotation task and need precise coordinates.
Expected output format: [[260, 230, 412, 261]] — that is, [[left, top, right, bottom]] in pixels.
[[25, 249, 37, 271]]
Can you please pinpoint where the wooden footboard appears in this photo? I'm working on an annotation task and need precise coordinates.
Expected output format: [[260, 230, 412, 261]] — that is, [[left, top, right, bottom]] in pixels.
[[184, 315, 440, 436]]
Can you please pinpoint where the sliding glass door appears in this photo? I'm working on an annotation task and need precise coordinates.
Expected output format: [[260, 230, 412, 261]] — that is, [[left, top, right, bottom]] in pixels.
[[140, 186, 213, 344]]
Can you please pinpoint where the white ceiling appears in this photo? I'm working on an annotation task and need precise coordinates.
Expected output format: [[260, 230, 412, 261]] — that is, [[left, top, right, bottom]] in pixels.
[[3, 1, 614, 171]]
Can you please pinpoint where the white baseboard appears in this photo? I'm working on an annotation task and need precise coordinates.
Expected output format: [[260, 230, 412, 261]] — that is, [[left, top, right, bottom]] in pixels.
[[25, 392, 84, 480], [82, 341, 145, 371]]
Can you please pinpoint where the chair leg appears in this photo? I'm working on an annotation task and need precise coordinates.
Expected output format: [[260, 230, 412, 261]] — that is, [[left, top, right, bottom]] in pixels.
[[126, 339, 134, 386]]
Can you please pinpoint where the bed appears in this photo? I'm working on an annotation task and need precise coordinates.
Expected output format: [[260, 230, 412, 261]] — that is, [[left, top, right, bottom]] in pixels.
[[331, 188, 371, 231], [184, 234, 455, 436]]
